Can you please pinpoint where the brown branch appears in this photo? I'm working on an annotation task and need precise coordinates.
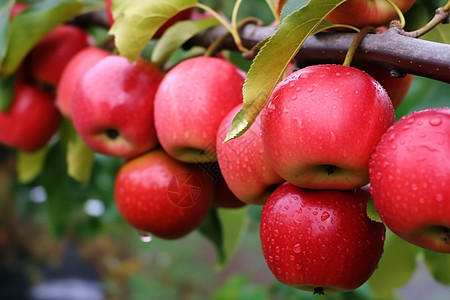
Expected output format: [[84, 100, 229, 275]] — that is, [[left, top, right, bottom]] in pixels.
[[188, 24, 450, 84]]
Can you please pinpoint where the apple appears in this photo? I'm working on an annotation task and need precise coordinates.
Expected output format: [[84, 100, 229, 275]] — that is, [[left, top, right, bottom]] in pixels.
[[357, 64, 414, 109], [71, 55, 164, 159], [260, 182, 386, 293], [369, 107, 450, 253], [326, 0, 416, 28], [261, 64, 395, 190], [56, 47, 110, 118], [9, 2, 29, 19], [216, 104, 283, 205], [114, 148, 213, 239], [0, 83, 61, 152], [154, 56, 246, 163], [213, 176, 247, 208], [28, 24, 92, 86]]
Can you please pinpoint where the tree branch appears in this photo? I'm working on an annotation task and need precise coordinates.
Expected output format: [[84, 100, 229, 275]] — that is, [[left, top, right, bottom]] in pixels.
[[188, 24, 450, 84]]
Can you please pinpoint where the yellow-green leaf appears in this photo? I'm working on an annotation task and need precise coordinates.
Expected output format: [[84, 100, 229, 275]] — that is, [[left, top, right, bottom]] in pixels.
[[367, 197, 382, 223], [225, 0, 347, 142], [151, 18, 220, 67], [67, 134, 95, 185], [17, 146, 51, 183], [1, 0, 83, 76], [110, 0, 197, 61]]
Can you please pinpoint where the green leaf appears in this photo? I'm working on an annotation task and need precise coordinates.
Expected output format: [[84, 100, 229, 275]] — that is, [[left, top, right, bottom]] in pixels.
[[216, 206, 249, 270], [110, 0, 197, 61], [1, 0, 84, 76], [366, 197, 382, 223], [424, 249, 450, 285], [280, 0, 309, 20], [198, 207, 225, 263], [67, 133, 95, 185], [0, 0, 13, 65], [17, 145, 51, 183], [0, 73, 14, 112], [151, 18, 220, 67], [368, 230, 421, 298], [225, 0, 347, 142]]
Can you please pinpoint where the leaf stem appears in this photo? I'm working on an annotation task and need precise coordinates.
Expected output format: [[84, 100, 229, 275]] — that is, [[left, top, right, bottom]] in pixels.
[[384, 0, 406, 28], [196, 3, 251, 55], [342, 26, 375, 67], [231, 0, 244, 30], [265, 0, 280, 23], [403, 7, 449, 38]]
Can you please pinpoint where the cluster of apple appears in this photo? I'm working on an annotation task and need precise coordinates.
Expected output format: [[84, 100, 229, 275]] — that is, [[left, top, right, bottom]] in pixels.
[[1, 0, 449, 295]]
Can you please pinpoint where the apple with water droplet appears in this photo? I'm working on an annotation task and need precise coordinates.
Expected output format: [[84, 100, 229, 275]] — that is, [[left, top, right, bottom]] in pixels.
[[260, 182, 386, 293], [114, 149, 213, 239], [261, 64, 395, 190], [28, 24, 92, 86], [0, 83, 61, 152], [57, 47, 110, 118], [154, 56, 245, 163], [369, 107, 450, 253], [216, 104, 283, 205], [326, 0, 416, 28], [71, 55, 164, 159]]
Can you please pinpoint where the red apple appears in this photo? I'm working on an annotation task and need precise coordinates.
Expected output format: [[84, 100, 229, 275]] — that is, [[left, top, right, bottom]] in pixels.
[[213, 176, 246, 208], [261, 64, 395, 190], [9, 2, 29, 19], [260, 182, 386, 293], [358, 64, 414, 109], [154, 56, 246, 163], [216, 104, 283, 205], [71, 55, 164, 159], [0, 83, 61, 152], [28, 24, 92, 86], [56, 47, 110, 118], [326, 0, 416, 28], [114, 148, 213, 239], [369, 107, 450, 253]]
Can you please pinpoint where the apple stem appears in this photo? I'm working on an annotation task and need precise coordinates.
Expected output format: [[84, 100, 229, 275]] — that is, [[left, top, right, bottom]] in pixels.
[[313, 287, 325, 295], [383, 0, 406, 28], [342, 26, 376, 67], [403, 7, 450, 38]]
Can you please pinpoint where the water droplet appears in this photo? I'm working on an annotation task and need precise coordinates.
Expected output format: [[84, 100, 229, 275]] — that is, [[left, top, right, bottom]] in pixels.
[[307, 87, 314, 93], [407, 145, 416, 152], [436, 194, 444, 202], [429, 118, 442, 127], [354, 90, 359, 95], [291, 95, 298, 101], [276, 268, 282, 274], [321, 212, 330, 221], [139, 231, 153, 243], [290, 255, 295, 261], [293, 243, 301, 253], [406, 118, 415, 125]]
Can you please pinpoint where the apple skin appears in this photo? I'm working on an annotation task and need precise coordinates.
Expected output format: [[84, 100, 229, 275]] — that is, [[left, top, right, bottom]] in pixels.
[[114, 149, 213, 240], [57, 47, 110, 118], [213, 176, 247, 208], [369, 107, 450, 253], [260, 182, 386, 293], [357, 64, 414, 109], [326, 0, 416, 28], [0, 83, 61, 152], [71, 55, 164, 159], [28, 25, 92, 86], [261, 64, 395, 190], [154, 56, 246, 163], [216, 104, 283, 205]]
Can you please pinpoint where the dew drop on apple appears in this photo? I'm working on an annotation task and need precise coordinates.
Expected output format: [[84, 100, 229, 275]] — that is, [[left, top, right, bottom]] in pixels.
[[138, 231, 153, 243], [321, 212, 330, 221], [307, 87, 314, 93], [293, 243, 301, 253], [436, 194, 444, 202], [429, 118, 443, 127]]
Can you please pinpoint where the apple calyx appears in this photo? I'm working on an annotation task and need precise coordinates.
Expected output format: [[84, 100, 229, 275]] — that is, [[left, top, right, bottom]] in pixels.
[[105, 128, 120, 140], [440, 227, 450, 244], [313, 287, 324, 295]]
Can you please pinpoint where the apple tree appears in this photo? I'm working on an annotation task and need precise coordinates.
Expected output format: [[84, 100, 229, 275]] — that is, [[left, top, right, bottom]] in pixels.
[[0, 0, 450, 299]]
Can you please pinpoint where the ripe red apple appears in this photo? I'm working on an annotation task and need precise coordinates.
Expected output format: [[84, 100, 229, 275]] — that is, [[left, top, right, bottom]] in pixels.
[[71, 55, 164, 159], [369, 107, 450, 253], [260, 182, 386, 293], [0, 83, 61, 152], [56, 47, 110, 118], [213, 176, 246, 208], [154, 56, 246, 163], [216, 104, 283, 205], [326, 0, 416, 28], [358, 64, 414, 109], [28, 24, 92, 86], [114, 149, 213, 239], [261, 64, 395, 190]]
